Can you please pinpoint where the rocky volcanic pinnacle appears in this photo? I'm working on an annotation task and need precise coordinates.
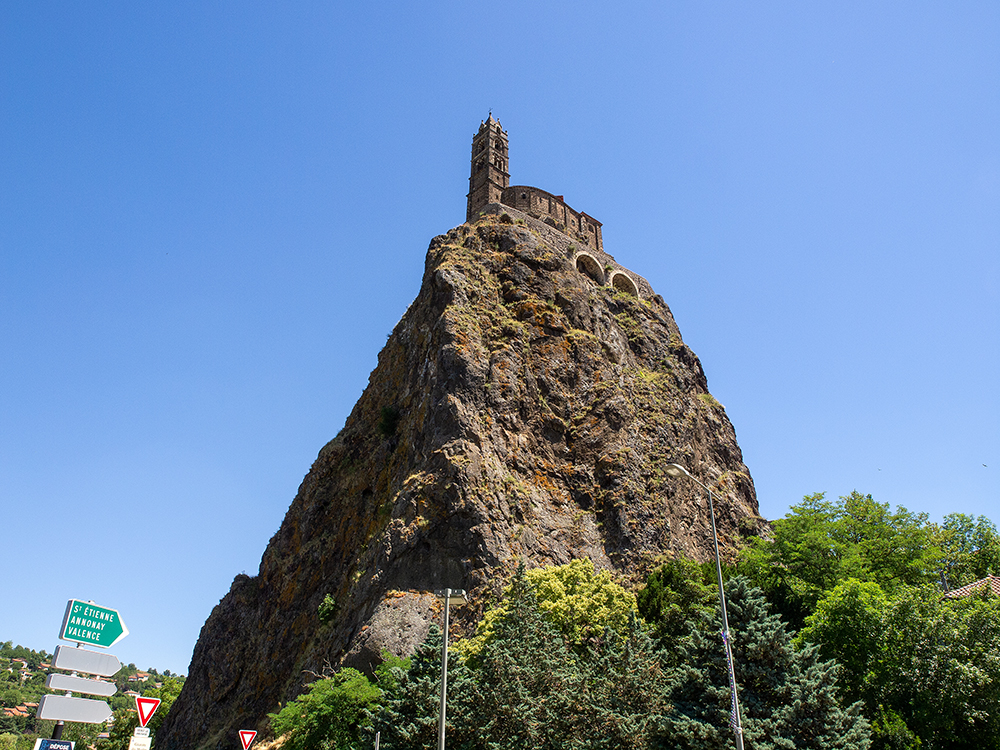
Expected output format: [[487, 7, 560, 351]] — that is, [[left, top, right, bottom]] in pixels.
[[156, 205, 762, 750]]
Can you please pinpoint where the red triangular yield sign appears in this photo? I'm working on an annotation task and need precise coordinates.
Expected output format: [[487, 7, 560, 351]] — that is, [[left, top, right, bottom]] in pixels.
[[239, 730, 257, 750], [136, 696, 161, 727]]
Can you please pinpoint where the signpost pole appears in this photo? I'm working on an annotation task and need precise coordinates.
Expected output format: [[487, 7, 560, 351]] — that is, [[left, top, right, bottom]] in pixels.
[[40, 599, 127, 743]]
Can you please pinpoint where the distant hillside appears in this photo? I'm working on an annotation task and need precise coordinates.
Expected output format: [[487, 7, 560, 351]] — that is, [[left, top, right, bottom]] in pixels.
[[1, 638, 184, 742]]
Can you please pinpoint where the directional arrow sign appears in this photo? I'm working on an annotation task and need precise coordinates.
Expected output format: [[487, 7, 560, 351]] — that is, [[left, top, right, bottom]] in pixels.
[[60, 600, 128, 648], [46, 673, 116, 697], [52, 645, 122, 677], [37, 694, 112, 723], [239, 730, 257, 750], [136, 697, 161, 727]]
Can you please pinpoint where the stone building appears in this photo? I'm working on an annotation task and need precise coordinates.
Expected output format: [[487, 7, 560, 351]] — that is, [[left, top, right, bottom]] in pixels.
[[466, 115, 604, 256], [467, 114, 653, 300]]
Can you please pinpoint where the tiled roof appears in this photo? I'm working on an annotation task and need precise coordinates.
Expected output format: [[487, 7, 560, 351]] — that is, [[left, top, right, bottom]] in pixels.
[[945, 574, 1000, 599]]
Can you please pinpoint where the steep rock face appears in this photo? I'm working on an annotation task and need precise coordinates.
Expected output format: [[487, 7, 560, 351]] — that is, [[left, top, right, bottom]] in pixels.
[[157, 207, 762, 750]]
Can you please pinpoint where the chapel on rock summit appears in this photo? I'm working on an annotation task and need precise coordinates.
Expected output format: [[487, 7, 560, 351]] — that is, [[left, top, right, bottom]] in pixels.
[[466, 114, 652, 300]]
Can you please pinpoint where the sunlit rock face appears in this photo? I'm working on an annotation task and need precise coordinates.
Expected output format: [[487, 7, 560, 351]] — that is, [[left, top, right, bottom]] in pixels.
[[156, 208, 761, 750]]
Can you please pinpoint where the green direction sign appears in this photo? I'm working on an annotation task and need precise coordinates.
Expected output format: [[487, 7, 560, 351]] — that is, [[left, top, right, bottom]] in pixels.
[[60, 600, 129, 648]]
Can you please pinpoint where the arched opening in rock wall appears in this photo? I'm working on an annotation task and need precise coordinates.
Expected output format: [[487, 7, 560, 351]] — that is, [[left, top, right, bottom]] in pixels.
[[611, 271, 639, 297], [575, 253, 604, 285]]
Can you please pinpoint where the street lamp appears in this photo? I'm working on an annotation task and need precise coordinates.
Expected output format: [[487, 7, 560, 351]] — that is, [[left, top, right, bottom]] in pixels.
[[433, 588, 467, 750], [664, 463, 745, 750]]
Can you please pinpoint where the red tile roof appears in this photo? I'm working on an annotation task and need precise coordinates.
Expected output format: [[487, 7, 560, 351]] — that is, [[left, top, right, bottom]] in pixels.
[[945, 575, 1000, 599]]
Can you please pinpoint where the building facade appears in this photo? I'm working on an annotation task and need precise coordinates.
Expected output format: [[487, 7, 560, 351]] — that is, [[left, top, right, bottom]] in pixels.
[[466, 115, 604, 255]]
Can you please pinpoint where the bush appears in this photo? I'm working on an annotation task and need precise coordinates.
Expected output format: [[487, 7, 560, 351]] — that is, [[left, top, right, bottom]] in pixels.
[[377, 406, 400, 437]]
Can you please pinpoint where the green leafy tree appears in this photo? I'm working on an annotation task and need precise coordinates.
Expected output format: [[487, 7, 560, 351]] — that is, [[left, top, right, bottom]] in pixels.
[[797, 578, 888, 703], [739, 492, 849, 627], [457, 559, 637, 659], [839, 492, 940, 589], [269, 668, 381, 750], [938, 513, 1000, 588], [867, 586, 1000, 749], [740, 492, 944, 628], [658, 577, 870, 750], [107, 707, 140, 750], [105, 676, 185, 750], [528, 558, 638, 647], [869, 707, 923, 750], [61, 720, 101, 749]]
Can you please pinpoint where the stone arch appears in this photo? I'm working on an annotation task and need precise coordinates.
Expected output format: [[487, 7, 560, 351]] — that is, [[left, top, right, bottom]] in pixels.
[[610, 271, 639, 297], [575, 252, 604, 285]]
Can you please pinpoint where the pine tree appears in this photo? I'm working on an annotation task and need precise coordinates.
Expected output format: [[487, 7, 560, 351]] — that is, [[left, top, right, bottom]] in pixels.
[[454, 568, 587, 750], [582, 612, 671, 750], [657, 577, 870, 750], [637, 556, 715, 655], [373, 625, 474, 750]]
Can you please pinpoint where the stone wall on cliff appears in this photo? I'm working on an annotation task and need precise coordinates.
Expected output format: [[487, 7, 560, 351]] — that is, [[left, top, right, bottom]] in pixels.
[[156, 208, 762, 750]]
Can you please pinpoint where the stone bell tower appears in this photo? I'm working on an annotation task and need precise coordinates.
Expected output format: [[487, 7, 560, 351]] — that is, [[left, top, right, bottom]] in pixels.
[[466, 114, 510, 222]]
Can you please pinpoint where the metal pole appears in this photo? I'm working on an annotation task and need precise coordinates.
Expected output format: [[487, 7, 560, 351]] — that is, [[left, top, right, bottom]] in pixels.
[[707, 486, 744, 750], [665, 464, 744, 750], [438, 588, 451, 750]]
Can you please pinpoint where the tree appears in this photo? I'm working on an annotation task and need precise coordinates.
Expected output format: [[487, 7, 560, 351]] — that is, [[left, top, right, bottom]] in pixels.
[[657, 577, 870, 750], [938, 513, 1000, 588], [269, 668, 381, 750], [454, 568, 587, 750], [527, 558, 638, 648], [738, 493, 850, 628], [105, 676, 185, 750], [739, 492, 945, 628], [457, 559, 637, 660], [374, 626, 474, 750], [797, 578, 888, 703], [867, 586, 1000, 749], [839, 492, 940, 589], [581, 613, 671, 750], [107, 707, 140, 750], [637, 555, 715, 651]]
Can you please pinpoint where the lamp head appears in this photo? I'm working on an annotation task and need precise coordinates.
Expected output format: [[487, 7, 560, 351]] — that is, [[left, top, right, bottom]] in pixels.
[[664, 463, 692, 479], [434, 589, 468, 605]]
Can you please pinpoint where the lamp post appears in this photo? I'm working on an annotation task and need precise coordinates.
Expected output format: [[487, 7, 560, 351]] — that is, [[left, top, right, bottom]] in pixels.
[[664, 463, 745, 750], [433, 588, 467, 750]]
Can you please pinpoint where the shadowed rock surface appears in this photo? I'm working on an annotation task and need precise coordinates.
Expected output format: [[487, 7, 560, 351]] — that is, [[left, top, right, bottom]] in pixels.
[[156, 207, 763, 750]]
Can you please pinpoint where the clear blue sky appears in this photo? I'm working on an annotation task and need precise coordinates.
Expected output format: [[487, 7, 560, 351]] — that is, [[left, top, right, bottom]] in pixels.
[[2, 2, 997, 676]]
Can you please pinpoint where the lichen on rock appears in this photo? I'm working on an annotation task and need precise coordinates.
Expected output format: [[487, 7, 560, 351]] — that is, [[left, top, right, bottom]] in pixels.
[[156, 210, 762, 750]]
